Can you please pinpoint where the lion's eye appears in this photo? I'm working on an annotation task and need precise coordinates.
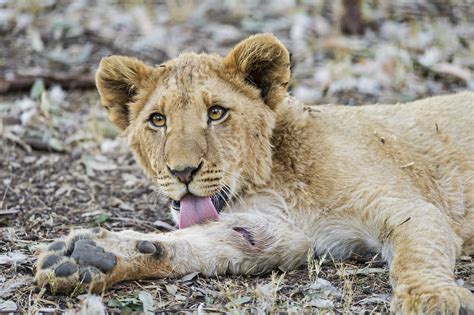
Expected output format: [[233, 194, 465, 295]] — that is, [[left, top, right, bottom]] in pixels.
[[148, 113, 166, 128], [208, 105, 227, 121]]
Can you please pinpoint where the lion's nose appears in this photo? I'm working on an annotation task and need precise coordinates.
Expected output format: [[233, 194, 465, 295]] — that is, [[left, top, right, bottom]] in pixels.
[[168, 165, 200, 184]]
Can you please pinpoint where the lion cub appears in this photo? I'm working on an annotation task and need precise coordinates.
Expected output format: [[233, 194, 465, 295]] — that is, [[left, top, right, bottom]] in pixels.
[[35, 34, 474, 314]]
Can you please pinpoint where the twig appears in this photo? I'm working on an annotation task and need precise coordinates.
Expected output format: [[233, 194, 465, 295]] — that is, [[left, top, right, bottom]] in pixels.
[[0, 209, 19, 215], [22, 136, 66, 153], [110, 216, 163, 231], [0, 73, 95, 94], [0, 182, 10, 210], [400, 162, 415, 169]]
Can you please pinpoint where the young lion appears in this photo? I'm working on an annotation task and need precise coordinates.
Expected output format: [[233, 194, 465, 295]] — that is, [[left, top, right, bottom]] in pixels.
[[35, 34, 474, 313]]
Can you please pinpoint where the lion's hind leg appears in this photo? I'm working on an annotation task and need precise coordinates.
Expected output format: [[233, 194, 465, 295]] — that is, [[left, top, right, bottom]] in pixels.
[[370, 197, 474, 314], [461, 177, 474, 255]]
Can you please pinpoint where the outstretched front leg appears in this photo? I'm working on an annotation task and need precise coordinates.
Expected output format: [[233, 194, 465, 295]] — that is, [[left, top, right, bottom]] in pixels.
[[35, 212, 310, 293]]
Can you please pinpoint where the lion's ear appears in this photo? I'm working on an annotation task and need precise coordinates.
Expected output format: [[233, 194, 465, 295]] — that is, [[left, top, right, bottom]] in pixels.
[[224, 33, 291, 109], [96, 56, 156, 131]]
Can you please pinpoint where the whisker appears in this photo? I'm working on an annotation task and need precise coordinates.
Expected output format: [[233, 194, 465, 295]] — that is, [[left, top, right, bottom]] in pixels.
[[217, 188, 233, 211], [221, 179, 248, 210]]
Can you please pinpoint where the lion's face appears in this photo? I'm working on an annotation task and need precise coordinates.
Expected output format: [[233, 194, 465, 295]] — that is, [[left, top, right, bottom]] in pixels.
[[96, 34, 291, 227], [126, 57, 277, 209]]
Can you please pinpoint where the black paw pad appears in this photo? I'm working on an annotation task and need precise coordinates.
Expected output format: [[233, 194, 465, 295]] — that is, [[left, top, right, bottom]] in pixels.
[[79, 266, 101, 283], [55, 262, 78, 277], [41, 255, 62, 269], [71, 239, 116, 272], [48, 241, 66, 251], [136, 240, 158, 254], [65, 235, 93, 255]]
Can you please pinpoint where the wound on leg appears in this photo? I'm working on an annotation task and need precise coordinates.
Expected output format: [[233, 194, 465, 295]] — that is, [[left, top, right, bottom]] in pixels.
[[233, 227, 255, 246]]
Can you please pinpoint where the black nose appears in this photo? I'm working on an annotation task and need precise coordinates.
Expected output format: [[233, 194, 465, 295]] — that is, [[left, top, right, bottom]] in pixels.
[[168, 166, 199, 184]]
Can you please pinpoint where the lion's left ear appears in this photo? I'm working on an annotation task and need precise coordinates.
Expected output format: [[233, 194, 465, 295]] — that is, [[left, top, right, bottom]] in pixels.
[[224, 33, 291, 109]]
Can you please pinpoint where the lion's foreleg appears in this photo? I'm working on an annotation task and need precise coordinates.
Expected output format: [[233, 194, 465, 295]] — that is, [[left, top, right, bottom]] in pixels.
[[35, 212, 311, 293]]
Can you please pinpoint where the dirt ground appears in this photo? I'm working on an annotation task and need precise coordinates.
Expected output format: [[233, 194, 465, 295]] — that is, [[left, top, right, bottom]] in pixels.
[[1, 1, 473, 313]]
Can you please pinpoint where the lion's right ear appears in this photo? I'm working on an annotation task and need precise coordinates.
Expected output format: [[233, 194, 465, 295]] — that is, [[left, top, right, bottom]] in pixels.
[[96, 56, 156, 131]]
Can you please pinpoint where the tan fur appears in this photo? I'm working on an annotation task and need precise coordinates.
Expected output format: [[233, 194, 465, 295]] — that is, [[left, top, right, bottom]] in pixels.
[[36, 34, 474, 314]]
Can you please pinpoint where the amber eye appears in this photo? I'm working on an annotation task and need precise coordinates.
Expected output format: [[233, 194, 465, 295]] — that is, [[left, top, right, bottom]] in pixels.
[[208, 105, 227, 122], [148, 113, 166, 128]]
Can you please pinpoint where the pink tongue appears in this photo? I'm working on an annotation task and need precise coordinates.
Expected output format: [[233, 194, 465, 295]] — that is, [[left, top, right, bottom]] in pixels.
[[179, 194, 220, 229]]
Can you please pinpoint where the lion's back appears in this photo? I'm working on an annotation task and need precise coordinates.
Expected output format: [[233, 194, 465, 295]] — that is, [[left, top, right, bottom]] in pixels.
[[325, 92, 474, 239], [389, 92, 473, 155], [298, 92, 473, 220]]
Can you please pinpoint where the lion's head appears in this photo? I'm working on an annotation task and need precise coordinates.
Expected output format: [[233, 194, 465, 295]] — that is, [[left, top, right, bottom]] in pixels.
[[95, 34, 291, 228]]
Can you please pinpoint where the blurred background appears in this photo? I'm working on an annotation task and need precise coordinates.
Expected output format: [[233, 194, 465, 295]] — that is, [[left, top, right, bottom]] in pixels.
[[0, 0, 473, 313], [2, 0, 474, 102]]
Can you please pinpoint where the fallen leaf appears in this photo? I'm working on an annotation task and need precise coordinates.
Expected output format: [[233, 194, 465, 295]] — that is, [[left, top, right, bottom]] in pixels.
[[118, 202, 134, 211], [94, 212, 110, 225], [226, 296, 252, 308], [0, 301, 17, 311], [78, 295, 106, 315], [0, 252, 27, 265], [310, 278, 341, 297], [20, 108, 37, 126], [106, 296, 142, 311], [28, 27, 44, 52], [0, 276, 32, 298], [204, 294, 214, 305], [309, 297, 333, 308], [48, 85, 66, 106], [355, 294, 390, 306], [107, 299, 122, 308], [181, 272, 199, 282], [82, 155, 117, 172], [100, 138, 120, 154], [165, 284, 178, 296], [30, 78, 44, 100], [47, 137, 65, 152], [138, 291, 154, 314], [40, 91, 51, 115], [153, 220, 176, 231], [55, 185, 70, 197]]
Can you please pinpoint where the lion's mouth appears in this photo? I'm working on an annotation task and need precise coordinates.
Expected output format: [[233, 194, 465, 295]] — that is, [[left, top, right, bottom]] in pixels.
[[171, 188, 229, 229]]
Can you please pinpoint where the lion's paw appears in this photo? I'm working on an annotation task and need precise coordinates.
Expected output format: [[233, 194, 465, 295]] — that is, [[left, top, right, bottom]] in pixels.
[[34, 229, 162, 294], [391, 283, 474, 315]]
